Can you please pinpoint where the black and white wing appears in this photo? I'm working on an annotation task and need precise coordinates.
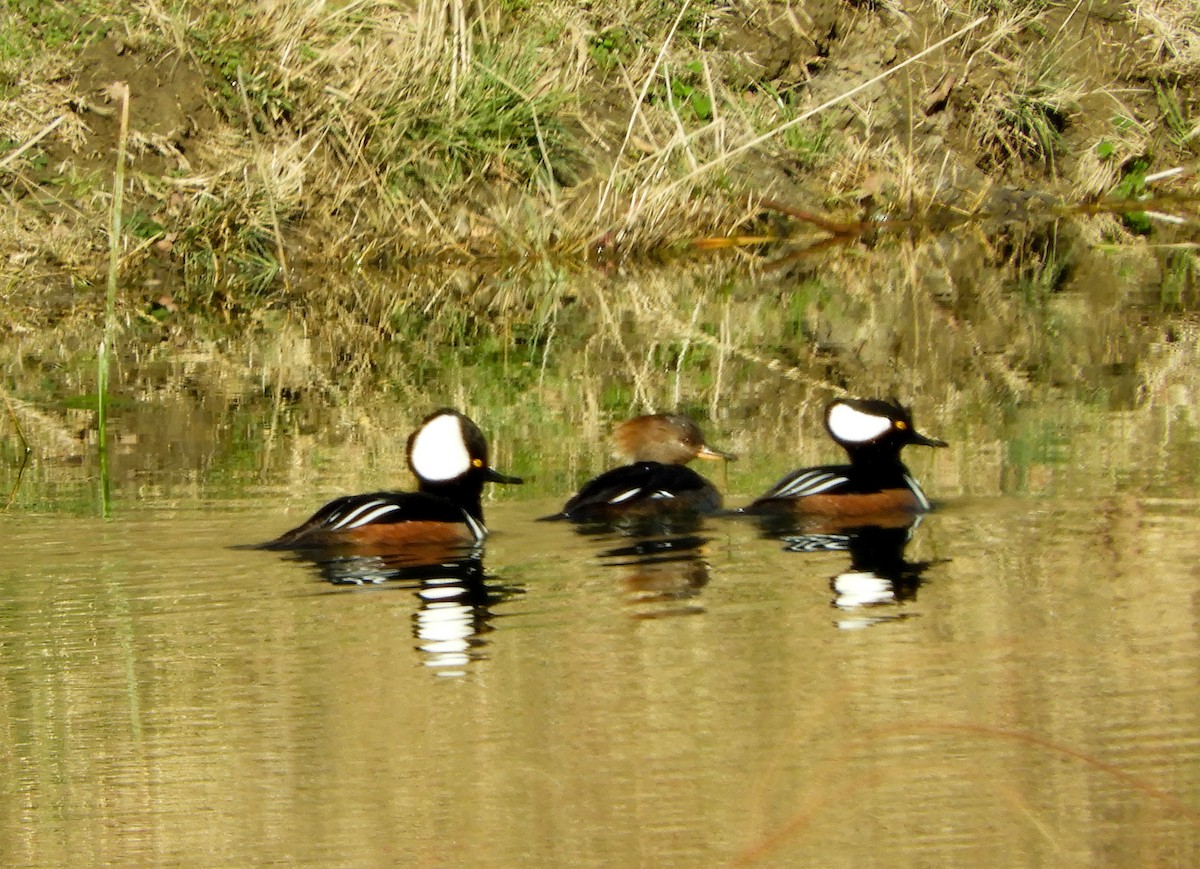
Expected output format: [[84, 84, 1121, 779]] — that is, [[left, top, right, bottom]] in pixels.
[[754, 466, 853, 501], [556, 462, 718, 520], [259, 491, 481, 548]]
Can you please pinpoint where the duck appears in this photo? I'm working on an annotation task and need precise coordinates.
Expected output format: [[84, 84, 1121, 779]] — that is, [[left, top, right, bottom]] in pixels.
[[546, 413, 735, 522], [744, 398, 946, 520], [254, 408, 521, 552]]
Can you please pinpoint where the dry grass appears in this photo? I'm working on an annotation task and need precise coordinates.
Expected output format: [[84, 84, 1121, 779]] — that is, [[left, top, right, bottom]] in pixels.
[[0, 0, 1198, 321], [1127, 0, 1200, 79]]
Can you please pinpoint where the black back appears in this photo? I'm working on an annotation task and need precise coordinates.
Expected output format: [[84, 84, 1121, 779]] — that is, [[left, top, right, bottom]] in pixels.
[[256, 490, 476, 550], [554, 462, 722, 521]]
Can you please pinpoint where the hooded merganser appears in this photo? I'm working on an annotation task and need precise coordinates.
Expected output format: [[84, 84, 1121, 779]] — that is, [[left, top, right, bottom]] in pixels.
[[545, 413, 735, 521], [744, 398, 946, 519], [254, 409, 522, 552]]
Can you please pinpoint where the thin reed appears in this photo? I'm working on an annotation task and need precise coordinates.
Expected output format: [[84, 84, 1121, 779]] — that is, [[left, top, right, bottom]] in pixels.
[[97, 82, 130, 517]]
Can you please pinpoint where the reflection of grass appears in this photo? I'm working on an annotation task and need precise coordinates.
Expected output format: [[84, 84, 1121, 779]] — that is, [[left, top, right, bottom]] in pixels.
[[1012, 238, 1070, 305], [97, 82, 130, 518], [7, 222, 1198, 508], [1160, 251, 1197, 309], [1002, 414, 1074, 494], [734, 720, 1200, 867], [1109, 155, 1153, 234]]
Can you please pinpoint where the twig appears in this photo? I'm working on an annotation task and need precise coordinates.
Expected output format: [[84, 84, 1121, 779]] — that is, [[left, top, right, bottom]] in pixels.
[[97, 82, 130, 519], [2, 394, 31, 510], [757, 198, 865, 235], [0, 114, 67, 172]]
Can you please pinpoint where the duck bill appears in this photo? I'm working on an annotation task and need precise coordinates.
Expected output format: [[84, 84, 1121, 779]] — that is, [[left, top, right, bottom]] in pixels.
[[910, 431, 948, 448], [696, 444, 737, 462], [483, 467, 524, 485]]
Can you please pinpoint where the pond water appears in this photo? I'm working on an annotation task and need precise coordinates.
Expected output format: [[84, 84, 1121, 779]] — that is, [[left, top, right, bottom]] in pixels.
[[3, 234, 1200, 865]]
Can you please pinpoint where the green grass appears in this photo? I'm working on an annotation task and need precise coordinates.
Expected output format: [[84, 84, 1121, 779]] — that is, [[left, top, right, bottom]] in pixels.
[[1109, 155, 1153, 234], [370, 46, 575, 195], [978, 72, 1077, 174], [1154, 81, 1197, 151], [0, 0, 109, 57]]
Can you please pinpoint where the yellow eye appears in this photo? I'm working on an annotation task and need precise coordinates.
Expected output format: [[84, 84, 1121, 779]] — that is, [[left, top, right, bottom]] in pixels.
[[472, 458, 484, 468], [895, 420, 907, 430]]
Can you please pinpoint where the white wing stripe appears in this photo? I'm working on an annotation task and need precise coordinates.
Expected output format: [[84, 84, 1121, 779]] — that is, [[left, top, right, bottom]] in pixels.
[[608, 488, 643, 504], [333, 503, 403, 529], [326, 501, 391, 530], [327, 499, 390, 529], [772, 471, 849, 498]]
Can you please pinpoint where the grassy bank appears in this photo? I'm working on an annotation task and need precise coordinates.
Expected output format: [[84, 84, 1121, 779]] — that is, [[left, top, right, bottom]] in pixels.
[[0, 0, 1198, 320]]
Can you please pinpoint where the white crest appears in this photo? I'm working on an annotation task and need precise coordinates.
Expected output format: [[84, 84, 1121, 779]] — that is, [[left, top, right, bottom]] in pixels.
[[410, 413, 472, 481], [827, 403, 892, 444]]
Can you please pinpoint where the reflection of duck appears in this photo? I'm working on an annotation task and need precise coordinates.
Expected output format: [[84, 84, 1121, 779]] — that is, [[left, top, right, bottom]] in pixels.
[[833, 523, 930, 601], [294, 551, 523, 674], [544, 414, 734, 522], [550, 493, 714, 616], [594, 533, 712, 619], [251, 409, 521, 555], [744, 398, 946, 528], [768, 520, 939, 630]]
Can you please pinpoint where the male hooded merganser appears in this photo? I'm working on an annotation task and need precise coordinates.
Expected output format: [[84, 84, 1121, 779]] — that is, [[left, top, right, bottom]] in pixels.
[[254, 409, 522, 552], [546, 414, 735, 521], [745, 398, 946, 519]]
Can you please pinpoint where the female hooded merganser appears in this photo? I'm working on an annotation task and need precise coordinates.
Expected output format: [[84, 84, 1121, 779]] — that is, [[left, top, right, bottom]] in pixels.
[[547, 413, 735, 521], [745, 398, 946, 519], [255, 409, 522, 552]]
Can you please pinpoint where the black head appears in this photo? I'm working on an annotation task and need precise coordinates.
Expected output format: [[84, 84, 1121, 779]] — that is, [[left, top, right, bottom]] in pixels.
[[824, 398, 947, 456], [406, 409, 522, 516]]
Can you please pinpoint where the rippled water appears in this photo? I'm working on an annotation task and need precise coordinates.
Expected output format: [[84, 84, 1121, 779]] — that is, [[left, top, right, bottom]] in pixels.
[[4, 247, 1200, 865], [5, 477, 1200, 865]]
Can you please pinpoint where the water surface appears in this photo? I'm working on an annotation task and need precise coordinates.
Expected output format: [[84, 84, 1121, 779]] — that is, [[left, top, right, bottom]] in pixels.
[[3, 243, 1200, 866]]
